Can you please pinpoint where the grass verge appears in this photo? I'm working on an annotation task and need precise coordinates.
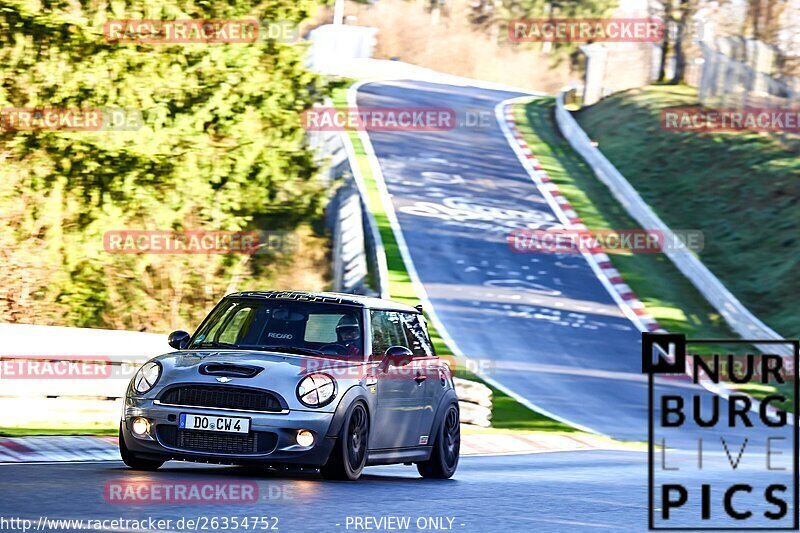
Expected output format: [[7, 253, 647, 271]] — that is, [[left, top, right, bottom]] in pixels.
[[574, 85, 799, 339]]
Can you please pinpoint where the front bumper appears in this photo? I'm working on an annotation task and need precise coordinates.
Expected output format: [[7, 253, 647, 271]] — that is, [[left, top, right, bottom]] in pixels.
[[121, 398, 337, 467]]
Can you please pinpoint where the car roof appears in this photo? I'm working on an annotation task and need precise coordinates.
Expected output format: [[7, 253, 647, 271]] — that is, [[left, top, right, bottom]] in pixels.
[[225, 290, 421, 314]]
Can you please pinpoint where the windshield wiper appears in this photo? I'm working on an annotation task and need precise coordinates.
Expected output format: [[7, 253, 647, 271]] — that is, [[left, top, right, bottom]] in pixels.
[[257, 345, 324, 356], [191, 341, 239, 349]]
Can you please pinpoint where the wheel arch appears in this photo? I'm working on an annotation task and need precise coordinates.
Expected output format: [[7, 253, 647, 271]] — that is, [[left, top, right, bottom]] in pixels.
[[427, 388, 459, 442], [326, 384, 372, 439]]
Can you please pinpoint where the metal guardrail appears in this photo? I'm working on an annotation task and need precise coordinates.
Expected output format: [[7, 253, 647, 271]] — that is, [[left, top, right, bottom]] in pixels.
[[339, 128, 390, 299], [554, 92, 792, 355], [308, 99, 387, 298]]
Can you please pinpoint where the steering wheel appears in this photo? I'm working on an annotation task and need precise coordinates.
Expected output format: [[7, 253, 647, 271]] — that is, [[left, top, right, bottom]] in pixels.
[[320, 343, 348, 355]]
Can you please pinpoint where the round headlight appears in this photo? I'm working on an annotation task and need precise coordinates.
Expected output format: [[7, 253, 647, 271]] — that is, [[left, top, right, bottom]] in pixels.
[[296, 373, 336, 408], [133, 361, 162, 394]]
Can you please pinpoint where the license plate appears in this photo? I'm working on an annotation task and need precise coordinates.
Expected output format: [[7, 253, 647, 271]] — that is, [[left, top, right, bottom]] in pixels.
[[179, 413, 250, 434]]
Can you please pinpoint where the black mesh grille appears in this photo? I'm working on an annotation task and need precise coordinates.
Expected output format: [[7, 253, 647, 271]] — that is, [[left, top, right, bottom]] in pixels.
[[159, 385, 283, 412], [156, 425, 278, 455], [179, 430, 255, 454]]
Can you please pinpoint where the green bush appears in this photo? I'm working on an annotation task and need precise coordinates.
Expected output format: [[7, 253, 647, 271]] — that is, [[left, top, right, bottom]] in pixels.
[[0, 1, 328, 330]]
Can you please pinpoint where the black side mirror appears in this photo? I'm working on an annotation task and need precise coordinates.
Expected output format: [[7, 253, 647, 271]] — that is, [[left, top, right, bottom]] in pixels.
[[168, 330, 191, 350], [381, 345, 413, 370]]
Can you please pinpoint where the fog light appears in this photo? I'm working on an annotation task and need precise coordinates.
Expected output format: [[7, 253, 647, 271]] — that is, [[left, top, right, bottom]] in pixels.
[[296, 429, 314, 447], [132, 417, 150, 436]]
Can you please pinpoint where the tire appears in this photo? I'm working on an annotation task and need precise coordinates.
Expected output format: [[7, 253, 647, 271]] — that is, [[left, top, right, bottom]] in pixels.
[[119, 423, 165, 471], [320, 402, 369, 481], [417, 403, 460, 479]]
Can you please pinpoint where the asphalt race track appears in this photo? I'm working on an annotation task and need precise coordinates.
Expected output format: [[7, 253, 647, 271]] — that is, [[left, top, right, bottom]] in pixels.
[[2, 80, 795, 532], [2, 450, 793, 532], [356, 79, 650, 439], [3, 453, 648, 532], [355, 79, 792, 446], [0, 452, 743, 532]]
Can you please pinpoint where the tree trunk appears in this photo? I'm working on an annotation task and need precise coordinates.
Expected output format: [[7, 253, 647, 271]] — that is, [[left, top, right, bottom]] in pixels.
[[657, 1, 672, 82], [670, 0, 691, 84]]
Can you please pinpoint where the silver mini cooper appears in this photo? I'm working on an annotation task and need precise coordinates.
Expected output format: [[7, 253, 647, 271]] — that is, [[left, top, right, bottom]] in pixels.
[[119, 291, 460, 480]]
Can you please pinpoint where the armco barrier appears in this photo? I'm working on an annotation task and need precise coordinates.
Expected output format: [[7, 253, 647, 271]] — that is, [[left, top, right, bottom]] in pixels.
[[330, 180, 370, 294], [554, 92, 791, 355], [310, 99, 388, 298]]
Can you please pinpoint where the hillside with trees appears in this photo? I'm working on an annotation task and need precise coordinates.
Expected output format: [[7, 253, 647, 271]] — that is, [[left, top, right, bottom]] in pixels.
[[0, 0, 329, 331]]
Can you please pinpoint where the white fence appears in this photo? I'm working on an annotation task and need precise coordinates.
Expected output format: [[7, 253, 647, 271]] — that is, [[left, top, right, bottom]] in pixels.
[[698, 40, 799, 110], [0, 323, 165, 399], [554, 92, 792, 355]]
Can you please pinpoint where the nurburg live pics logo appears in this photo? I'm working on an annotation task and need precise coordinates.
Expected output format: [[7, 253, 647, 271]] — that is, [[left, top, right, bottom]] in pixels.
[[643, 333, 799, 530]]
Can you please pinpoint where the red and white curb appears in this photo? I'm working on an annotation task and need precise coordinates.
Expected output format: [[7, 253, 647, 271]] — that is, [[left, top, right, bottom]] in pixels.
[[0, 436, 120, 463], [0, 432, 620, 463], [499, 100, 666, 336], [460, 432, 628, 456]]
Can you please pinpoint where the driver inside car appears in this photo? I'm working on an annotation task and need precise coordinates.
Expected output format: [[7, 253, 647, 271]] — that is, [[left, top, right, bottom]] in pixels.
[[335, 315, 362, 357]]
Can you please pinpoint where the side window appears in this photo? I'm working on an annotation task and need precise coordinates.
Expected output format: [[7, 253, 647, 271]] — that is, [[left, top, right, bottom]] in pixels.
[[400, 312, 434, 356], [217, 306, 255, 344], [370, 311, 407, 355], [200, 302, 238, 342]]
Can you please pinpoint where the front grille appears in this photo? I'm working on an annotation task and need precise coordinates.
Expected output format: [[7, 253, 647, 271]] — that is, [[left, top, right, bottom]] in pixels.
[[156, 425, 278, 455], [159, 385, 283, 412], [178, 430, 255, 454]]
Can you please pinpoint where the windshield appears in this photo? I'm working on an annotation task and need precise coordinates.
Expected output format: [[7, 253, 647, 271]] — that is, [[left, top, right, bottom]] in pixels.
[[189, 299, 364, 358]]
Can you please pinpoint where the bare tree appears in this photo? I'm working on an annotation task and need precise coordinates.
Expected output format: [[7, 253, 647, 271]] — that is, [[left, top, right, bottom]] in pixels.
[[670, 0, 695, 83], [654, 0, 672, 81]]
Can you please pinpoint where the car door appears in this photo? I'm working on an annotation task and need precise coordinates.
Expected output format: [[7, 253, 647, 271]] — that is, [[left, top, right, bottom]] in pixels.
[[399, 312, 441, 445], [368, 310, 428, 449]]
